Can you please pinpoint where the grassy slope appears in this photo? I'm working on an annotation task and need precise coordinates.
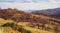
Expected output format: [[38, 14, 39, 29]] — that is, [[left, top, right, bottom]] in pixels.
[[0, 27, 20, 33], [0, 18, 14, 26], [0, 18, 54, 33], [32, 14, 60, 21], [0, 13, 60, 33], [18, 22, 54, 33]]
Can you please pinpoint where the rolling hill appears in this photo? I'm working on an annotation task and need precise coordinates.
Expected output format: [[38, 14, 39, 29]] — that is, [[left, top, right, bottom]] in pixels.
[[31, 7, 60, 19], [0, 8, 60, 33]]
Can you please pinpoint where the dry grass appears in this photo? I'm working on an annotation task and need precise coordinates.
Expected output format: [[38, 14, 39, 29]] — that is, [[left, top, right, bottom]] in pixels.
[[0, 18, 14, 26], [18, 22, 54, 33], [0, 27, 21, 33], [0, 17, 59, 33], [0, 18, 20, 33]]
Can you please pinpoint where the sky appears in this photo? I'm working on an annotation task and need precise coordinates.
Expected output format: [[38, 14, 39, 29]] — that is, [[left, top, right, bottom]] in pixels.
[[0, 0, 60, 10]]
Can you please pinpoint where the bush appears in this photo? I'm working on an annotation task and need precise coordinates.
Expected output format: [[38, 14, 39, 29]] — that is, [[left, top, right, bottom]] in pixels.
[[18, 26, 31, 33], [2, 22, 31, 33], [2, 22, 14, 27]]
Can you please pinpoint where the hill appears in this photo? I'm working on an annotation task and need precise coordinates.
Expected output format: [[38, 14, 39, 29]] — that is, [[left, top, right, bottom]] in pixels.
[[31, 7, 60, 19], [0, 18, 55, 33], [0, 8, 60, 33]]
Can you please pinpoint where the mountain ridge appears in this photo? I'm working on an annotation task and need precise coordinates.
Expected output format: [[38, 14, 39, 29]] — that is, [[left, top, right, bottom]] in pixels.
[[31, 7, 60, 19]]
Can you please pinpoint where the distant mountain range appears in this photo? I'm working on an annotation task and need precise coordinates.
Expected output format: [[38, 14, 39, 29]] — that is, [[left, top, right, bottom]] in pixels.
[[31, 7, 60, 19]]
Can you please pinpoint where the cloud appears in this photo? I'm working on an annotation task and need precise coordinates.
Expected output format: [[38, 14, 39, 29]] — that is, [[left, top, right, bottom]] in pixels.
[[0, 0, 60, 10], [0, 0, 13, 1], [0, 0, 32, 3], [0, 2, 60, 10], [32, 0, 49, 3], [0, 0, 60, 3], [49, 0, 60, 3]]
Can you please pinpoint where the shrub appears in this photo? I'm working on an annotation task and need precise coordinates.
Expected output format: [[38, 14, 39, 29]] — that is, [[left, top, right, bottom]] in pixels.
[[2, 22, 31, 33], [2, 22, 14, 27], [18, 26, 31, 33]]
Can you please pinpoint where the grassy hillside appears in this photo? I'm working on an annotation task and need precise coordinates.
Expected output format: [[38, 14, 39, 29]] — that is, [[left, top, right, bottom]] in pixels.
[[0, 18, 54, 33], [0, 8, 60, 33], [18, 22, 54, 33]]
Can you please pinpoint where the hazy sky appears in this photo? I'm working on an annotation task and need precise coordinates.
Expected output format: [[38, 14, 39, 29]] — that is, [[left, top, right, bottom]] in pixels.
[[0, 0, 60, 10]]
